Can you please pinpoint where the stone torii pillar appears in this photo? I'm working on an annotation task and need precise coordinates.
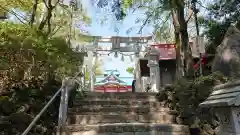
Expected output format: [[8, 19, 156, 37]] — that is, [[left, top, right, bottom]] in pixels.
[[147, 47, 160, 92]]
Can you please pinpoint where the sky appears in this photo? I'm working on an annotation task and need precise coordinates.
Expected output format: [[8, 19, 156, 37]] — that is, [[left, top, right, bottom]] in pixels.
[[81, 0, 153, 77]]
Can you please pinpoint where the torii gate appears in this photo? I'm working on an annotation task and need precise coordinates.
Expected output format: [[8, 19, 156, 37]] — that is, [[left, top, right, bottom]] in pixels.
[[78, 36, 152, 91]]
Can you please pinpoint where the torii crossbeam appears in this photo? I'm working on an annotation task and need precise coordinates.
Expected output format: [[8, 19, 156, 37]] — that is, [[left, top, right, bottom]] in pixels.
[[81, 36, 152, 91]]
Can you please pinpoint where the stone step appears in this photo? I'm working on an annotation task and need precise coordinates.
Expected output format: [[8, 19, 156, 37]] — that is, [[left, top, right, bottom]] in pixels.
[[68, 106, 176, 114], [59, 123, 190, 135], [76, 97, 158, 102], [80, 92, 158, 100], [73, 100, 167, 107], [67, 113, 176, 125]]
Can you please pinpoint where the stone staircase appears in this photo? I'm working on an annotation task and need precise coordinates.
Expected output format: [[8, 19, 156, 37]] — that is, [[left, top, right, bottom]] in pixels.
[[60, 92, 190, 135]]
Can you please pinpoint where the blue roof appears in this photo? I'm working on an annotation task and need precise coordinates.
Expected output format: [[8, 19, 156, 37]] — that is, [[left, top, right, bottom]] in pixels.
[[96, 76, 133, 85], [95, 69, 133, 85]]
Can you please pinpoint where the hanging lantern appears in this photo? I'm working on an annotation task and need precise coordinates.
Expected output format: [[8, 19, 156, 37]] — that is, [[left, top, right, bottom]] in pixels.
[[135, 52, 139, 57], [134, 43, 141, 53], [93, 52, 97, 57], [121, 54, 124, 61], [114, 51, 118, 58], [129, 55, 133, 61]]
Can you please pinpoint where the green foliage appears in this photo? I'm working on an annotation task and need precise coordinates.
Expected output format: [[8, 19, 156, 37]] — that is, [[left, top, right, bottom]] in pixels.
[[50, 5, 92, 41], [0, 79, 62, 134], [122, 0, 133, 13], [0, 22, 84, 134], [0, 0, 92, 134], [153, 12, 174, 42], [201, 0, 240, 54], [122, 0, 175, 42], [0, 22, 83, 93], [1, 0, 34, 12], [157, 72, 229, 133], [126, 67, 134, 74]]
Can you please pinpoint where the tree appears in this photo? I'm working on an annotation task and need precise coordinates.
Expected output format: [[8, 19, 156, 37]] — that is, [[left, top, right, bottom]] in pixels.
[[126, 67, 134, 74], [93, 0, 195, 78], [200, 0, 240, 54], [0, 1, 97, 134]]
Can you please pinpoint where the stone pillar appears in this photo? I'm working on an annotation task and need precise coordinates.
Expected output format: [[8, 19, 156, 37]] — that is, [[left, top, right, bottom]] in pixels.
[[134, 57, 142, 92], [147, 47, 160, 92], [213, 107, 240, 135], [82, 65, 87, 89], [231, 107, 240, 134], [90, 53, 97, 92]]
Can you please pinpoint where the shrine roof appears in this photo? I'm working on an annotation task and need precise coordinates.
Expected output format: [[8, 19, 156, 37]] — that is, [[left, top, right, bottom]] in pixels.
[[95, 70, 133, 86], [95, 76, 133, 86], [95, 82, 128, 85], [200, 80, 240, 107], [149, 44, 176, 60]]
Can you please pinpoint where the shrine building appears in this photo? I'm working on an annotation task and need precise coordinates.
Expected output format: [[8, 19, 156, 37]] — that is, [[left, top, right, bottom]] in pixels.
[[94, 70, 133, 92]]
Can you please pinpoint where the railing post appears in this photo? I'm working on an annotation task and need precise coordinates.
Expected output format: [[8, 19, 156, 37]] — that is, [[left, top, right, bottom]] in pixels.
[[63, 78, 71, 124], [58, 79, 66, 134], [21, 73, 79, 135], [57, 77, 74, 135]]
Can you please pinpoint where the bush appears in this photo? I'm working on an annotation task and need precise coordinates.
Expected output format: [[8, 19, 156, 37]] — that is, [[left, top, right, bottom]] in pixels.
[[0, 22, 83, 94], [0, 22, 83, 134], [157, 72, 229, 134], [0, 79, 61, 134]]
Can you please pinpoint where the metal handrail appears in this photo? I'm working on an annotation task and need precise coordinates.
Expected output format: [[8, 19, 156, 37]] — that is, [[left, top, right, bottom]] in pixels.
[[21, 72, 84, 135], [21, 87, 63, 135]]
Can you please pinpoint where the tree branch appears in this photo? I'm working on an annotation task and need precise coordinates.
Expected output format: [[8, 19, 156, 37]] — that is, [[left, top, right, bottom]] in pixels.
[[29, 0, 39, 25], [171, 9, 180, 31], [47, 15, 51, 34], [42, 0, 50, 8], [0, 6, 27, 24], [154, 13, 171, 41], [185, 8, 193, 23], [49, 25, 64, 38], [137, 16, 151, 34], [39, 0, 59, 31]]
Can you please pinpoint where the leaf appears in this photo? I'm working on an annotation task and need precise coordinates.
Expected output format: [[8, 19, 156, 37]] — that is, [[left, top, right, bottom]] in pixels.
[[2, 0, 34, 12], [126, 67, 134, 74]]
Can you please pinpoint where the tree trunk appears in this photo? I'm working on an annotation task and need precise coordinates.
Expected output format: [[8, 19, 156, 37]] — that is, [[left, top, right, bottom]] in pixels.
[[39, 7, 53, 31], [176, 1, 194, 78], [170, 0, 194, 79], [46, 8, 53, 34], [29, 0, 38, 25], [170, 5, 184, 79], [38, 0, 55, 31], [175, 31, 183, 79]]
